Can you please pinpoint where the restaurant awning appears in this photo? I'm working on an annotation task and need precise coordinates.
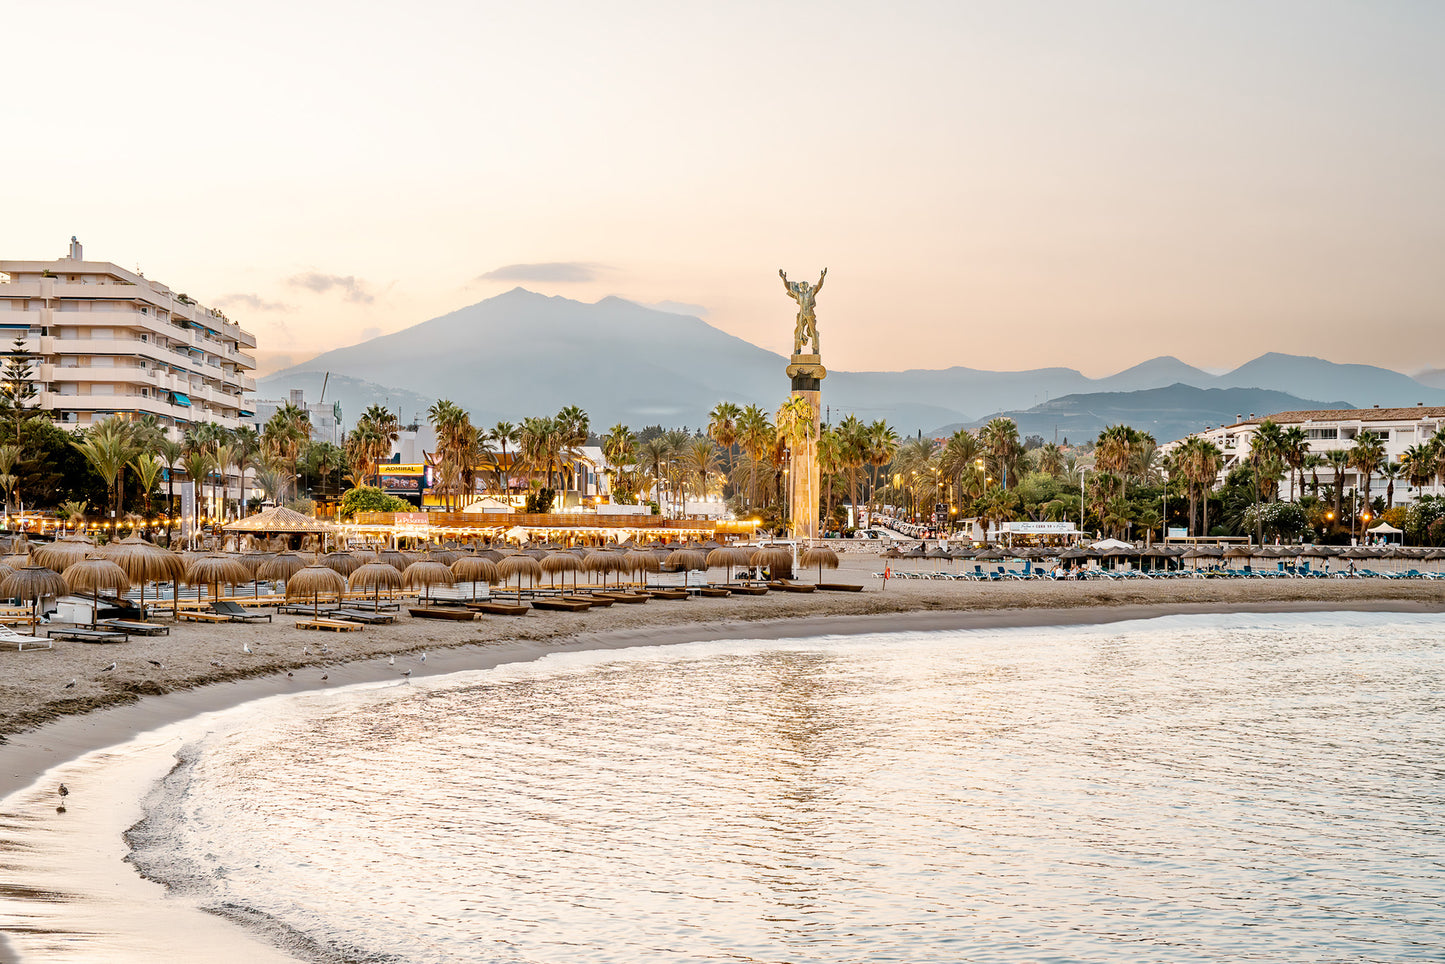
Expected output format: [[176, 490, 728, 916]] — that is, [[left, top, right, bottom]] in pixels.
[[172, 392, 192, 407]]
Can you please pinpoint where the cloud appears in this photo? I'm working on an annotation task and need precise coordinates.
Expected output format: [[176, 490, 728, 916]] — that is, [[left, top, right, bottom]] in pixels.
[[215, 292, 292, 312], [476, 262, 604, 284], [287, 271, 375, 304]]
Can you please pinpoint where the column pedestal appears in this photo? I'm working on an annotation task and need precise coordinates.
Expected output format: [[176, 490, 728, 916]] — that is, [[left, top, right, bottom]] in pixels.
[[786, 354, 826, 545]]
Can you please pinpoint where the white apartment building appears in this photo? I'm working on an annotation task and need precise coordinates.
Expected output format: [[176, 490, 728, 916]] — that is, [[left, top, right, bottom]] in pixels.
[[0, 238, 257, 435], [250, 389, 342, 446], [1164, 404, 1445, 505]]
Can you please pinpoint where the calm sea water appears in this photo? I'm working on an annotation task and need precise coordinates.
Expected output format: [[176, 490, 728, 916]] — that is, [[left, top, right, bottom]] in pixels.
[[114, 614, 1445, 962]]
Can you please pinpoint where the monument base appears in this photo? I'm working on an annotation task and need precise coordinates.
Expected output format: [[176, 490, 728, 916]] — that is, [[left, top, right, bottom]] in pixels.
[[787, 353, 827, 391]]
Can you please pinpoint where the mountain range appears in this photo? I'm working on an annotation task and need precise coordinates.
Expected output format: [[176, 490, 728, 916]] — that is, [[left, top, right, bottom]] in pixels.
[[260, 288, 1444, 442]]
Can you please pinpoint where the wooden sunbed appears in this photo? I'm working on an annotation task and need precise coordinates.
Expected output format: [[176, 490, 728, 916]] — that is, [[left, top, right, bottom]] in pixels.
[[212, 601, 273, 623], [592, 591, 648, 604], [296, 618, 362, 632], [179, 611, 231, 623], [768, 581, 816, 593], [47, 626, 129, 643], [815, 583, 864, 592], [570, 594, 612, 607], [723, 584, 769, 595], [531, 598, 592, 612], [697, 586, 732, 598], [101, 619, 171, 636], [468, 601, 530, 616], [645, 589, 689, 600], [408, 606, 477, 621], [331, 609, 397, 625]]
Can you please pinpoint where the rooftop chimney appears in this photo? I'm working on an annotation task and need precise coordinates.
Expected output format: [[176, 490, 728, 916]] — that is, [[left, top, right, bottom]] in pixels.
[[1374, 404, 1380, 408], [1248, 413, 1255, 419], [67, 236, 82, 260], [1236, 414, 1242, 422]]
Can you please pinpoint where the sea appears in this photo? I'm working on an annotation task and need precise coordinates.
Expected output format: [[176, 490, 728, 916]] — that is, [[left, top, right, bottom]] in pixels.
[[2, 611, 1443, 963]]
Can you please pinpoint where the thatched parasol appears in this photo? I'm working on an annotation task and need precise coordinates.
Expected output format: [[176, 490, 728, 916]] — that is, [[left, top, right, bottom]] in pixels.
[[185, 554, 251, 602], [622, 549, 660, 587], [403, 560, 455, 606], [666, 549, 708, 587], [258, 551, 306, 587], [497, 553, 542, 601], [799, 546, 840, 582], [451, 556, 501, 601], [1, 565, 69, 634], [348, 562, 403, 610], [540, 551, 583, 592], [750, 547, 793, 578], [425, 548, 461, 566], [32, 536, 96, 573], [287, 564, 347, 619], [100, 537, 186, 616], [374, 549, 410, 572], [320, 551, 363, 577], [61, 556, 130, 629], [705, 546, 752, 583]]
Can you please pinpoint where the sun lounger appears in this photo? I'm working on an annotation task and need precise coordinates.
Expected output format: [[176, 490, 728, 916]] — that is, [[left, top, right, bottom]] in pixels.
[[469, 601, 530, 616], [572, 594, 613, 607], [408, 606, 477, 620], [815, 583, 863, 592], [331, 609, 398, 625], [531, 598, 593, 612], [296, 618, 362, 632], [0, 626, 52, 651], [100, 619, 170, 636], [724, 584, 769, 596], [644, 589, 688, 600], [592, 591, 648, 604], [211, 601, 273, 623], [767, 581, 816, 593], [697, 586, 732, 598], [180, 610, 231, 623], [47, 626, 129, 644]]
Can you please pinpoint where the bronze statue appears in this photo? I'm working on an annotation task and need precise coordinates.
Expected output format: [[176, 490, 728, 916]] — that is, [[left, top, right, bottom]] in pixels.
[[780, 267, 826, 355]]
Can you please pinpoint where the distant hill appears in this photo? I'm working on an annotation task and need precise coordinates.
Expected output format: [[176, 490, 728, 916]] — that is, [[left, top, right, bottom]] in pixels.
[[929, 384, 1355, 445], [259, 289, 1445, 434]]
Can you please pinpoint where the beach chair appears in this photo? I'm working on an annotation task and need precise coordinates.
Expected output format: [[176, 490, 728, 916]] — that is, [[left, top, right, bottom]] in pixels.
[[0, 626, 52, 651], [211, 601, 273, 623], [100, 619, 170, 636], [46, 626, 129, 644]]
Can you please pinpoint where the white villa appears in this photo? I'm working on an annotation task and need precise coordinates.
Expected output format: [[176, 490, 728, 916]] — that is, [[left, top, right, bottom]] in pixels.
[[1163, 404, 1445, 505]]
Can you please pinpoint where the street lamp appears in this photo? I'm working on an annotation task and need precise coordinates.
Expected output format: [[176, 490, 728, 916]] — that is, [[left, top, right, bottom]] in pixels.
[[1079, 467, 1091, 539]]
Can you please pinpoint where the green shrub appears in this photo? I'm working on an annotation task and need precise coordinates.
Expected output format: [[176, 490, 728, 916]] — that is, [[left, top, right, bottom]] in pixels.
[[338, 486, 411, 518]]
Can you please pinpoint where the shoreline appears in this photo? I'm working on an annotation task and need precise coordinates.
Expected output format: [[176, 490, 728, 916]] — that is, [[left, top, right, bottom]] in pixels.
[[4, 576, 1443, 800]]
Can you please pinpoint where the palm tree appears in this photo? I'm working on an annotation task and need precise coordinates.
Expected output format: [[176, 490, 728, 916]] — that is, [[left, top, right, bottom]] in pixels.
[[491, 421, 519, 501], [1094, 425, 1133, 501], [979, 418, 1022, 489], [179, 447, 215, 543], [1402, 442, 1435, 497], [72, 415, 136, 521], [638, 436, 671, 512], [834, 414, 869, 527], [1348, 431, 1386, 518], [230, 425, 262, 507], [1037, 442, 1065, 478], [555, 405, 591, 498], [601, 424, 638, 503], [864, 419, 899, 526], [1326, 449, 1351, 521], [262, 402, 311, 501], [735, 405, 774, 512], [684, 437, 721, 504], [1381, 461, 1402, 509], [775, 396, 817, 530], [1279, 426, 1309, 501], [707, 402, 742, 497], [128, 453, 164, 535], [156, 437, 183, 542]]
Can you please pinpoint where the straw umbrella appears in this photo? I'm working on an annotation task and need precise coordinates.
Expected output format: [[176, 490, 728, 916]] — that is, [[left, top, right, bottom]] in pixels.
[[750, 547, 793, 580], [348, 562, 403, 611], [403, 560, 456, 606], [541, 551, 583, 593], [320, 551, 363, 577], [287, 564, 347, 619], [61, 556, 130, 629], [1, 565, 69, 634], [185, 554, 251, 603], [498, 553, 542, 601], [451, 556, 501, 601], [800, 546, 840, 583], [623, 549, 660, 588], [706, 546, 754, 584], [258, 551, 306, 589], [101, 537, 186, 617], [235, 551, 274, 598], [32, 536, 95, 573], [666, 549, 708, 587], [374, 549, 410, 572], [425, 547, 462, 566]]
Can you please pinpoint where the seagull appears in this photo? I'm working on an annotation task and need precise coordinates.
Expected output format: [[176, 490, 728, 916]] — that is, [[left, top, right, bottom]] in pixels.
[[101, 662, 116, 673], [63, 679, 76, 689], [147, 659, 162, 669], [287, 671, 294, 679], [401, 668, 412, 681], [243, 642, 252, 654], [56, 805, 66, 814], [320, 673, 329, 682], [321, 645, 330, 656], [388, 655, 395, 666], [419, 652, 427, 663], [58, 783, 69, 798], [210, 660, 223, 668], [303, 647, 311, 656]]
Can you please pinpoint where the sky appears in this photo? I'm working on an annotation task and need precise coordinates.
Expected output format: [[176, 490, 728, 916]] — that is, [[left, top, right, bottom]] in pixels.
[[5, 0, 1444, 378]]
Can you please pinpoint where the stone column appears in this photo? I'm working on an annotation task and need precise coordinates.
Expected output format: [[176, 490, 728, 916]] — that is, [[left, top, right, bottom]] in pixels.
[[786, 354, 825, 544]]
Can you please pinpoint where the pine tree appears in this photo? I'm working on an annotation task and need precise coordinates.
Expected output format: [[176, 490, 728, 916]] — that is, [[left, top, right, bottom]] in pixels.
[[0, 334, 40, 444]]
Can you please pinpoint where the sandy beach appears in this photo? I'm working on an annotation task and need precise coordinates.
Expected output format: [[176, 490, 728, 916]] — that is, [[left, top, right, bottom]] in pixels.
[[4, 565, 1443, 798]]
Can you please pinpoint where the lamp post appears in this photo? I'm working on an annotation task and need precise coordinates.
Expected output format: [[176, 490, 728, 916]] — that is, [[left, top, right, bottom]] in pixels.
[[1079, 467, 1091, 540]]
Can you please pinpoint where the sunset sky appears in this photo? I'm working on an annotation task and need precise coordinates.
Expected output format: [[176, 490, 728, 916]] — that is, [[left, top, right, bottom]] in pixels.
[[5, 1, 1443, 377]]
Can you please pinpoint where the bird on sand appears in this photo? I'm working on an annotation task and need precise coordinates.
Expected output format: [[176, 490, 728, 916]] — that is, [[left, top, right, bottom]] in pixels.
[[321, 645, 330, 655], [63, 679, 76, 689], [321, 673, 329, 681], [388, 655, 395, 665], [58, 783, 69, 798], [101, 662, 116, 673], [243, 642, 252, 654], [147, 659, 162, 669], [401, 668, 412, 681], [287, 671, 294, 679], [420, 652, 427, 663], [209, 660, 223, 668]]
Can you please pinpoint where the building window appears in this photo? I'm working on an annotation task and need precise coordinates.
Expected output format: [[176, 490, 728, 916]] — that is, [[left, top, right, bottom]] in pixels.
[[1307, 428, 1338, 440]]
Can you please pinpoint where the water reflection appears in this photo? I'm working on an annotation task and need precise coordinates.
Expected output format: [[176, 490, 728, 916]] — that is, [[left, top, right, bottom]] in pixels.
[[132, 616, 1445, 963]]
